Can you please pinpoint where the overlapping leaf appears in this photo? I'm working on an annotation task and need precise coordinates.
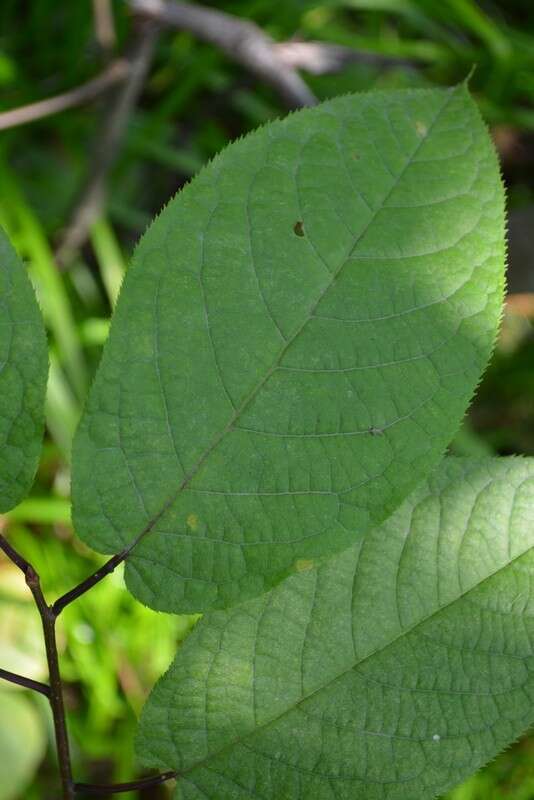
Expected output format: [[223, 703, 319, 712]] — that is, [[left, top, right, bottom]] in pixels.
[[72, 84, 505, 612], [0, 227, 47, 512], [138, 458, 534, 799]]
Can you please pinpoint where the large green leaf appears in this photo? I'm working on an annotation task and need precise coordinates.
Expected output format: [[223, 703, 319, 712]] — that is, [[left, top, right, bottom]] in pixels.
[[137, 457, 534, 799], [0, 227, 48, 512], [72, 84, 505, 612]]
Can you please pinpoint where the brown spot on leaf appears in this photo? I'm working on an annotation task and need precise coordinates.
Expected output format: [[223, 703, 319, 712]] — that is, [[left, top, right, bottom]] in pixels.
[[293, 220, 305, 237]]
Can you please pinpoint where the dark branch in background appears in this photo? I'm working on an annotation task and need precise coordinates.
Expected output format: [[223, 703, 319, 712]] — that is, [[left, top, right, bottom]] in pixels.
[[0, 668, 51, 698], [55, 18, 160, 266], [56, 0, 318, 264], [0, 16, 407, 134], [129, 0, 317, 108], [73, 770, 177, 795], [92, 0, 117, 57], [0, 60, 129, 131], [273, 40, 413, 74], [0, 0, 412, 261]]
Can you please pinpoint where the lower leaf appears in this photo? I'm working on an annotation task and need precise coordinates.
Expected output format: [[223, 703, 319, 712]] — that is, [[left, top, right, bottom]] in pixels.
[[137, 457, 534, 799]]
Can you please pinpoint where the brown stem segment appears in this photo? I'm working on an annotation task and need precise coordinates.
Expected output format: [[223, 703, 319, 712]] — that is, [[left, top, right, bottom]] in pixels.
[[1, 534, 173, 795], [129, 0, 316, 108], [55, 18, 159, 264], [73, 770, 177, 794], [53, 550, 127, 616], [53, 515, 154, 615], [0, 532, 32, 572], [0, 534, 74, 799], [0, 667, 51, 697], [25, 565, 75, 799], [0, 60, 129, 131]]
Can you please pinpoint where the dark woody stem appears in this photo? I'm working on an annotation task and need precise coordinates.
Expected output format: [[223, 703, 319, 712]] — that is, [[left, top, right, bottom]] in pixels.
[[0, 667, 51, 697], [0, 532, 174, 797], [25, 566, 75, 799], [52, 550, 127, 616], [73, 770, 177, 794]]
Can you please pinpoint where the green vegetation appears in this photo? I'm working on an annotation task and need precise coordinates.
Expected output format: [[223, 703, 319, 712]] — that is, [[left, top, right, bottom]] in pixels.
[[0, 229, 47, 511], [139, 458, 534, 798], [0, 1, 533, 798], [73, 83, 505, 614]]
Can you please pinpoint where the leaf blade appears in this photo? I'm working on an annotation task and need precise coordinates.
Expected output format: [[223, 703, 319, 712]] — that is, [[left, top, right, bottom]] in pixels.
[[137, 457, 534, 799], [72, 84, 505, 611], [0, 227, 48, 512]]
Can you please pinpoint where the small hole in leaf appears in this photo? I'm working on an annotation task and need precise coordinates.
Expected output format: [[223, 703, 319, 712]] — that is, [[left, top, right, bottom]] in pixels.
[[293, 221, 305, 237]]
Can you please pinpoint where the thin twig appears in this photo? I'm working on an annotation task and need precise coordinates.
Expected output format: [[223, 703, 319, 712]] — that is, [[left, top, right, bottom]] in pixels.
[[0, 534, 74, 798], [0, 668, 51, 698], [273, 40, 413, 74], [73, 770, 177, 795], [92, 0, 117, 56], [0, 529, 174, 794], [26, 566, 75, 799], [53, 551, 126, 616], [53, 511, 163, 613], [128, 0, 317, 108], [0, 532, 32, 572], [0, 60, 129, 131], [55, 18, 159, 265]]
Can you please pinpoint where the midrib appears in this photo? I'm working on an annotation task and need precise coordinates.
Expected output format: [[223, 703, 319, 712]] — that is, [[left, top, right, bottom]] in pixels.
[[171, 528, 534, 783], [126, 87, 457, 556]]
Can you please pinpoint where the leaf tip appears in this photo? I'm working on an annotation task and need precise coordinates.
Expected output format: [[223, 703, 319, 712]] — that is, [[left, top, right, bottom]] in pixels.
[[462, 64, 478, 88]]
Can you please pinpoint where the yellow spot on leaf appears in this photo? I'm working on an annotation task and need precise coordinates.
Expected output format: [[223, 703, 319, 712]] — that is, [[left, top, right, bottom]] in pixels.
[[416, 120, 427, 137], [295, 559, 315, 573], [187, 513, 199, 531]]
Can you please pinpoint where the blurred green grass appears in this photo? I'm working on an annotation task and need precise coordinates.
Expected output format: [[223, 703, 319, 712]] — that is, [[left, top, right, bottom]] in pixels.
[[1, 1, 534, 797]]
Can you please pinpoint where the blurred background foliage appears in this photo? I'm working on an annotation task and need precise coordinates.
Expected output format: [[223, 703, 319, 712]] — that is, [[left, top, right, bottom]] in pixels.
[[0, 1, 533, 798]]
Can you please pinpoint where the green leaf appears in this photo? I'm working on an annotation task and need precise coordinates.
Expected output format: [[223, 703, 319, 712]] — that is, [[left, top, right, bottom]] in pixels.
[[0, 227, 48, 512], [137, 457, 534, 799], [0, 691, 46, 800], [72, 84, 505, 612]]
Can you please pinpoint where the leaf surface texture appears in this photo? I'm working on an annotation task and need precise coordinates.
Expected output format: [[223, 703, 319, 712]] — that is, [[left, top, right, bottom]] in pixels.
[[138, 458, 534, 799], [72, 85, 505, 611], [0, 227, 47, 512]]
